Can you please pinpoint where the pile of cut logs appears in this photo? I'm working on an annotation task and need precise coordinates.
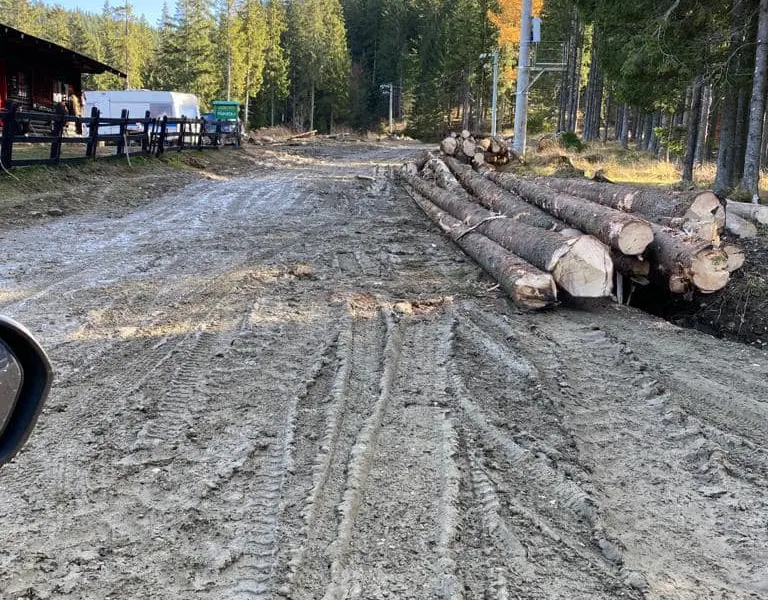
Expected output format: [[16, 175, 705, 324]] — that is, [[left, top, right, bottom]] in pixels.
[[439, 130, 520, 167], [399, 149, 765, 310]]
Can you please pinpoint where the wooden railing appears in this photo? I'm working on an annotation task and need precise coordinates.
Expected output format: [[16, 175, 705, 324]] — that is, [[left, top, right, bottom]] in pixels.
[[0, 103, 241, 169]]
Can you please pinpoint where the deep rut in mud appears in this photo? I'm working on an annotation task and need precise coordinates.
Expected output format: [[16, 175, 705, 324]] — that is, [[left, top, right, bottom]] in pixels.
[[1, 142, 767, 599]]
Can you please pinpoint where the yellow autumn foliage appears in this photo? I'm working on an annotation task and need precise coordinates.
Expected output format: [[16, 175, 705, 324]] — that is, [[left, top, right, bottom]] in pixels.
[[489, 0, 543, 47]]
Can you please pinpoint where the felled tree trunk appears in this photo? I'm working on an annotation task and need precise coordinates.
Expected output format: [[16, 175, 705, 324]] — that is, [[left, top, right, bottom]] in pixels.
[[443, 156, 566, 230], [725, 213, 758, 238], [423, 156, 459, 190], [485, 172, 654, 255], [399, 169, 613, 297], [534, 176, 724, 228], [647, 223, 730, 293], [611, 251, 650, 279], [726, 199, 768, 225], [405, 187, 557, 310]]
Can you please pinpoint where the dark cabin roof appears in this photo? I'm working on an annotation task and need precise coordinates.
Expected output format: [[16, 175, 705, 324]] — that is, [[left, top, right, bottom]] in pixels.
[[0, 23, 126, 78]]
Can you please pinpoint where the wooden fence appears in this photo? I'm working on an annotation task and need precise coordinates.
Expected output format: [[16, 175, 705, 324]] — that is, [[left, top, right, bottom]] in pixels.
[[0, 103, 241, 169]]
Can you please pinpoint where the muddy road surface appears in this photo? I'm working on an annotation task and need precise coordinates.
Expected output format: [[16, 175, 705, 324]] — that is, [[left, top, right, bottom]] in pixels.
[[1, 142, 767, 600]]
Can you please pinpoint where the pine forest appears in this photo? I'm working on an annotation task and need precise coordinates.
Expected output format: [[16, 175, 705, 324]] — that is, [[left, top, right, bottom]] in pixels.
[[3, 0, 768, 197]]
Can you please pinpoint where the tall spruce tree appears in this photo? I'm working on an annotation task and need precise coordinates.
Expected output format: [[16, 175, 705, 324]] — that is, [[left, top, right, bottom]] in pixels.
[[253, 0, 289, 127], [288, 0, 350, 131], [239, 0, 268, 125], [168, 0, 218, 107]]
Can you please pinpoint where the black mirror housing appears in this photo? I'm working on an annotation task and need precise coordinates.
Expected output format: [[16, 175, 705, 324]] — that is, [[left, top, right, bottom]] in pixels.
[[0, 317, 52, 466]]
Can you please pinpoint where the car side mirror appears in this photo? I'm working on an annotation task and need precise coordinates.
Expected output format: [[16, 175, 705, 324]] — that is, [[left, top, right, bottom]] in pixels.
[[0, 317, 52, 467]]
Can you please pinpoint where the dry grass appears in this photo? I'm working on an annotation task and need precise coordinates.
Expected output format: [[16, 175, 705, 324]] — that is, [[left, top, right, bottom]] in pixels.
[[524, 140, 768, 198], [248, 125, 295, 140]]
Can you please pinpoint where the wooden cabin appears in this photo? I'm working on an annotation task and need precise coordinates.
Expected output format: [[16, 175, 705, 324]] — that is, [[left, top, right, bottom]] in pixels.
[[0, 23, 125, 115]]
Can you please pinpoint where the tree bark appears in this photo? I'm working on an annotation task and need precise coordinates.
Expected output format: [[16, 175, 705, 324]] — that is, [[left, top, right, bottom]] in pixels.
[[725, 212, 759, 237], [485, 173, 655, 255], [682, 75, 704, 183], [406, 188, 558, 309], [423, 156, 459, 190], [398, 170, 613, 297], [583, 27, 603, 141], [734, 88, 749, 183], [741, 0, 768, 202], [309, 81, 315, 132], [726, 198, 768, 224], [620, 105, 630, 149], [443, 156, 567, 231], [535, 176, 724, 229], [694, 85, 712, 165]]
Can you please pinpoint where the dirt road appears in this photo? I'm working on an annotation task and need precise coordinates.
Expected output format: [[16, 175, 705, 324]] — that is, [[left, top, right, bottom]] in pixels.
[[1, 142, 767, 599]]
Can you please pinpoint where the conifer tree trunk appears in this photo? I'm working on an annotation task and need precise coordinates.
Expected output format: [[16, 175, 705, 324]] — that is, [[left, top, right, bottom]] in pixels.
[[734, 89, 749, 183], [694, 85, 712, 165], [706, 89, 720, 161], [603, 95, 611, 142], [683, 76, 704, 183], [643, 113, 654, 151], [309, 80, 315, 131], [742, 0, 768, 202], [761, 111, 768, 167], [567, 17, 582, 133], [583, 28, 602, 141], [649, 112, 661, 154], [620, 105, 629, 149], [715, 0, 746, 194]]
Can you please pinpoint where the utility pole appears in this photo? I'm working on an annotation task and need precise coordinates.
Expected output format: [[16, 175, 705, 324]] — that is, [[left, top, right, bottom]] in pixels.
[[380, 83, 393, 134], [513, 0, 533, 155], [124, 0, 130, 89], [491, 49, 499, 136]]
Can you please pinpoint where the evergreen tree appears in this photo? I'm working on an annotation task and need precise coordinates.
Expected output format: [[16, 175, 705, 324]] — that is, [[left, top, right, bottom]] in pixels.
[[288, 0, 350, 130], [259, 0, 290, 126], [239, 0, 268, 124], [216, 0, 248, 102], [168, 0, 218, 107], [146, 3, 176, 90]]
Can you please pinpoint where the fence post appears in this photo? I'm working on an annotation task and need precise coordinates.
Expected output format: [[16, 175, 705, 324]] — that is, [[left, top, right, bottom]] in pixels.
[[142, 110, 151, 154], [86, 106, 100, 159], [156, 116, 168, 157], [1, 102, 18, 168], [116, 108, 129, 156], [179, 116, 186, 151], [49, 104, 67, 163], [197, 117, 204, 149], [236, 119, 242, 147], [214, 120, 222, 148]]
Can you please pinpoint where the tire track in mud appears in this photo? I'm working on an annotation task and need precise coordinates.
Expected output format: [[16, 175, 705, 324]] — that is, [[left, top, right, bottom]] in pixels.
[[322, 312, 403, 599], [318, 313, 463, 599], [274, 307, 389, 597], [446, 307, 644, 599], [483, 307, 768, 599], [199, 307, 344, 600]]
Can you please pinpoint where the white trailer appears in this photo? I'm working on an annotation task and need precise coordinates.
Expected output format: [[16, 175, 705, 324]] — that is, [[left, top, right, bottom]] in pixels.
[[84, 90, 201, 134]]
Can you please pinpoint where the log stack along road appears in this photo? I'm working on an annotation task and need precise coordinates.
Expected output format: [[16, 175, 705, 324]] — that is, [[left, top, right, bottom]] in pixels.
[[1, 141, 767, 599]]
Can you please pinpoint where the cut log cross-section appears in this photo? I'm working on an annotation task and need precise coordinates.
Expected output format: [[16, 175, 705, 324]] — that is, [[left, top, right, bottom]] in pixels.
[[405, 187, 557, 309], [485, 172, 655, 255], [399, 169, 613, 297], [647, 223, 730, 293]]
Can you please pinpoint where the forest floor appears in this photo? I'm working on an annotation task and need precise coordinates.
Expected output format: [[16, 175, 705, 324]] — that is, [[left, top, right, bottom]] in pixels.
[[1, 139, 767, 599]]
